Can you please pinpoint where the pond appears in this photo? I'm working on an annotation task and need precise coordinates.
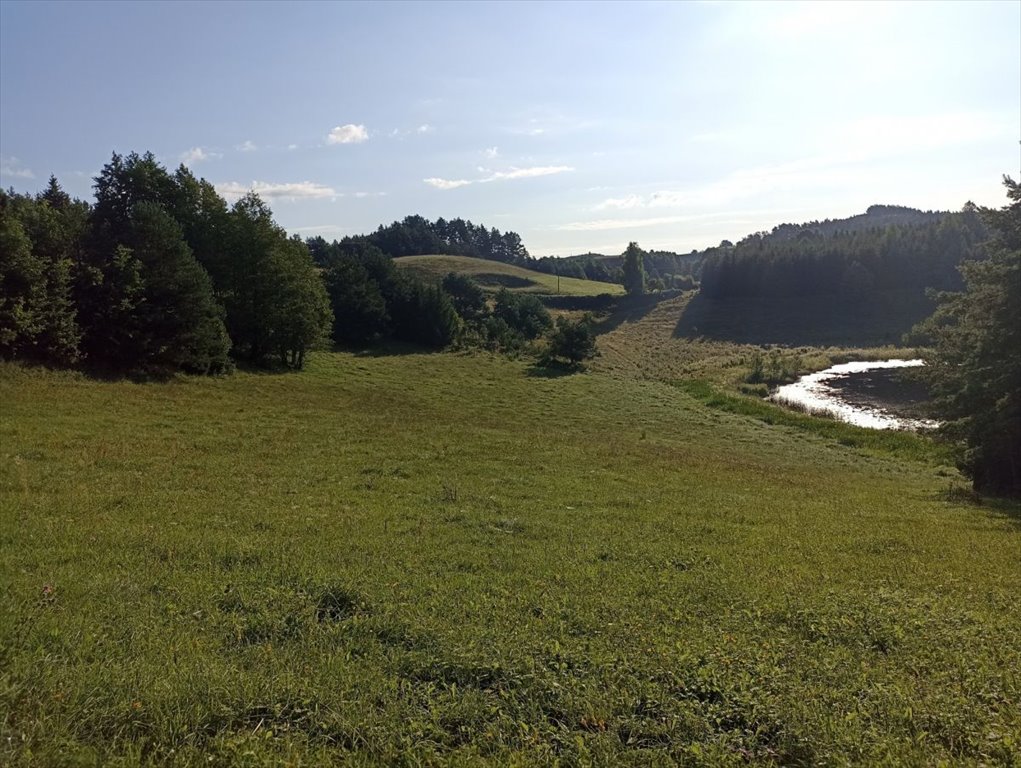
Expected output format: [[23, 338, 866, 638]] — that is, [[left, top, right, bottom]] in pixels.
[[770, 359, 940, 431]]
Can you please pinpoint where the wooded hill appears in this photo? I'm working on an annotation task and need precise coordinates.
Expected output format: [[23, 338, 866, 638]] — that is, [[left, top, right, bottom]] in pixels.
[[679, 204, 989, 345], [306, 215, 531, 267]]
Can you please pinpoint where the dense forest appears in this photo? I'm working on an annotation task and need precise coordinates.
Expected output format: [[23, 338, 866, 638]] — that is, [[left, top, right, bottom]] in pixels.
[[913, 178, 1021, 495], [0, 153, 598, 375], [527, 206, 954, 292], [307, 216, 531, 267], [699, 205, 988, 300], [1, 153, 331, 374]]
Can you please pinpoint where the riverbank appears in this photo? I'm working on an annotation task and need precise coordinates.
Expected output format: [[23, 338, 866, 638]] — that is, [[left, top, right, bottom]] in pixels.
[[770, 360, 940, 431]]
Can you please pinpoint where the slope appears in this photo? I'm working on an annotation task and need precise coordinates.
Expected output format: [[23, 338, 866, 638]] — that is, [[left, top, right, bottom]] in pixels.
[[394, 254, 625, 296]]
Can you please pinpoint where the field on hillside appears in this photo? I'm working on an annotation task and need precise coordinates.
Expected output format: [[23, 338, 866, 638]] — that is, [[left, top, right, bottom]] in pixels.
[[591, 291, 917, 388], [2, 351, 1019, 766], [395, 255, 625, 296]]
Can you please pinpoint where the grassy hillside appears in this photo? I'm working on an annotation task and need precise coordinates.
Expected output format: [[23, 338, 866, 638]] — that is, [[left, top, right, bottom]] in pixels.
[[2, 353, 1019, 766], [592, 291, 919, 386], [395, 254, 625, 296]]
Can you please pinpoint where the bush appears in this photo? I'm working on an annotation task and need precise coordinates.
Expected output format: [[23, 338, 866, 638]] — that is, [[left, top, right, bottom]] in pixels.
[[493, 289, 552, 340], [545, 315, 599, 366]]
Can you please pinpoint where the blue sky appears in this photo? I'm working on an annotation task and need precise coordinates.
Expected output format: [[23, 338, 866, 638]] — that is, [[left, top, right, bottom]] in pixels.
[[1, 0, 1018, 256]]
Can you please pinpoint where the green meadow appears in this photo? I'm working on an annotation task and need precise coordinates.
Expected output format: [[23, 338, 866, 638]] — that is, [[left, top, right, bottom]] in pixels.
[[2, 348, 1019, 766], [394, 255, 624, 297]]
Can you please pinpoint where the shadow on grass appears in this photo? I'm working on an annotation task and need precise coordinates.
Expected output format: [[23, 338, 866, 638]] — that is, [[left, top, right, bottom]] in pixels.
[[674, 291, 933, 347], [526, 360, 584, 379], [931, 482, 1021, 530], [985, 496, 1021, 529], [348, 341, 442, 357], [593, 290, 685, 336], [473, 273, 537, 290], [69, 360, 203, 383]]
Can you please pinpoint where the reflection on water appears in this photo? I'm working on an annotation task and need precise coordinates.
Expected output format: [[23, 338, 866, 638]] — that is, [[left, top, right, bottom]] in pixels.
[[770, 359, 940, 431]]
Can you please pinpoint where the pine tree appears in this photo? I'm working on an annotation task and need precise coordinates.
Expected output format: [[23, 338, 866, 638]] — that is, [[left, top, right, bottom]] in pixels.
[[622, 241, 646, 296], [126, 202, 231, 373], [916, 177, 1021, 495]]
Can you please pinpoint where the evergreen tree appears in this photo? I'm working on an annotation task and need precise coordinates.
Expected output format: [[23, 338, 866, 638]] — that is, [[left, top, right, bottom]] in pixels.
[[441, 272, 487, 320], [546, 314, 599, 366], [323, 256, 390, 344], [170, 165, 231, 287], [90, 152, 178, 252], [77, 243, 146, 368], [0, 188, 84, 364], [622, 241, 646, 296], [0, 198, 45, 358], [385, 273, 460, 348], [126, 202, 231, 373], [915, 177, 1021, 495], [493, 288, 552, 339]]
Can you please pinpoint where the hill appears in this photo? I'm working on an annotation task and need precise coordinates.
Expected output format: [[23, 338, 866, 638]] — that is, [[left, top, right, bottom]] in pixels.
[[394, 254, 625, 296], [2, 353, 1018, 765], [689, 205, 987, 345], [765, 204, 945, 242]]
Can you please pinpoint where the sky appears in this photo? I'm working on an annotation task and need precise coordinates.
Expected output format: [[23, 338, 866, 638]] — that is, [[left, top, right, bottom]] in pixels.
[[1, 0, 1018, 257]]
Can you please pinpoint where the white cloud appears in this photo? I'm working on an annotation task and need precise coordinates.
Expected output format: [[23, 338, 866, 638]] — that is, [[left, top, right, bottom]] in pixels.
[[215, 180, 337, 201], [0, 156, 34, 179], [353, 191, 387, 198], [594, 194, 644, 211], [425, 164, 573, 190], [480, 165, 573, 183], [558, 215, 694, 232], [290, 224, 345, 233], [179, 147, 221, 164], [236, 140, 258, 152], [416, 124, 433, 134], [424, 177, 473, 190], [287, 143, 298, 150], [483, 146, 499, 159], [327, 124, 369, 144]]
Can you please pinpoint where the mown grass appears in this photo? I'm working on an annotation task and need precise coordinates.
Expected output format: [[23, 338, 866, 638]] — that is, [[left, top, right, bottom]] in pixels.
[[2, 353, 1019, 766], [394, 255, 625, 297]]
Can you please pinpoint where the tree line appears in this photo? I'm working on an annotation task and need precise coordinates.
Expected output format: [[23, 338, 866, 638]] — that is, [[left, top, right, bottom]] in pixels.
[[699, 206, 988, 301], [532, 250, 700, 290], [913, 178, 1020, 496], [2, 153, 331, 374], [1, 152, 598, 374], [313, 236, 596, 363], [309, 215, 700, 292], [307, 215, 530, 266]]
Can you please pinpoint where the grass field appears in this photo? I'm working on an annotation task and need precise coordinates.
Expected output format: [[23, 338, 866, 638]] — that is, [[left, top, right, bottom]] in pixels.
[[394, 255, 625, 297], [2, 347, 1019, 766]]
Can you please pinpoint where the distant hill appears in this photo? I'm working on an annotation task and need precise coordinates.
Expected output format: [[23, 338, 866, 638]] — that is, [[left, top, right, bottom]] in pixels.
[[764, 204, 945, 243], [681, 204, 988, 346], [394, 255, 625, 297]]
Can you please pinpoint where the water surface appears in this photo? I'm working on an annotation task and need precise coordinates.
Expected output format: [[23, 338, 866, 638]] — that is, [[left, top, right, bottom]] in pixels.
[[771, 359, 939, 431]]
